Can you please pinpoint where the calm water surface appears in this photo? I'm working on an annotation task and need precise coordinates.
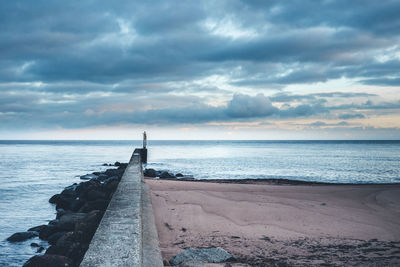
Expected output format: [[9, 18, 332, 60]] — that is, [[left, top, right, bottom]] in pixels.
[[0, 140, 399, 266]]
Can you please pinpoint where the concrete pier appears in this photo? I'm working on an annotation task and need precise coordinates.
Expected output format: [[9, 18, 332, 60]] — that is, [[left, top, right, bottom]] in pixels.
[[80, 150, 162, 267]]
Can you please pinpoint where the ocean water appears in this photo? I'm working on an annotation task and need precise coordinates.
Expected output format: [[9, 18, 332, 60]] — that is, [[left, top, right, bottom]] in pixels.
[[0, 140, 399, 266]]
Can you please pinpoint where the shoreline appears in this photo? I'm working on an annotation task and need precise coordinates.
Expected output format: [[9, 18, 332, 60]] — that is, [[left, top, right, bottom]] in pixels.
[[147, 178, 400, 266], [147, 176, 400, 186]]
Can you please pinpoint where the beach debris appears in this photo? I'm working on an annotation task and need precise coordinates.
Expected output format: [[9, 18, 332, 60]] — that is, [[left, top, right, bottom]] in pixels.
[[165, 222, 174, 230], [7, 231, 38, 242], [169, 247, 235, 265]]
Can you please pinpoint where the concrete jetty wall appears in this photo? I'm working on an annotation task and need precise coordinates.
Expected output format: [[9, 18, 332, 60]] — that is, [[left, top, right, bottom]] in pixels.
[[80, 150, 163, 267]]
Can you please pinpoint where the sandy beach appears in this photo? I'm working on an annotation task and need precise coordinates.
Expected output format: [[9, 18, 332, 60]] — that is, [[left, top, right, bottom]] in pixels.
[[146, 179, 400, 266]]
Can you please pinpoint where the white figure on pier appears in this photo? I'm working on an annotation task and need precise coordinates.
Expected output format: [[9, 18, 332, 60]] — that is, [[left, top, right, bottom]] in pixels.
[[143, 131, 147, 149]]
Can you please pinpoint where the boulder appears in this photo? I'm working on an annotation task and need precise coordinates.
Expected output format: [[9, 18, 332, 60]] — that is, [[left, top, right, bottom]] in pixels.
[[104, 168, 124, 178], [117, 163, 128, 169], [102, 176, 119, 185], [28, 225, 47, 233], [48, 231, 67, 245], [49, 231, 88, 263], [169, 247, 235, 265], [79, 199, 108, 213], [49, 194, 62, 204], [102, 180, 119, 196], [39, 225, 62, 240], [97, 174, 108, 181], [70, 199, 86, 212], [23, 254, 74, 267], [86, 190, 106, 201], [54, 196, 75, 211], [60, 188, 76, 198], [56, 209, 68, 219], [55, 212, 87, 230], [160, 171, 175, 179], [74, 210, 102, 242], [176, 173, 184, 177], [7, 231, 38, 242], [80, 173, 98, 180], [30, 242, 40, 247], [144, 168, 157, 177]]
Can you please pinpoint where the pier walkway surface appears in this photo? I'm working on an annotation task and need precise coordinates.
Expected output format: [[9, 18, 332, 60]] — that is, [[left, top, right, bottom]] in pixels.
[[80, 149, 163, 267]]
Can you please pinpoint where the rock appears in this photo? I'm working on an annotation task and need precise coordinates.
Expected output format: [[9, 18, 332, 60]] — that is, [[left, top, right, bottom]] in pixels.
[[64, 183, 78, 191], [117, 163, 128, 169], [31, 242, 40, 247], [79, 199, 108, 213], [114, 161, 121, 166], [70, 199, 86, 212], [49, 194, 61, 204], [56, 209, 68, 219], [86, 190, 106, 201], [102, 180, 119, 195], [76, 180, 101, 198], [176, 173, 184, 177], [54, 196, 75, 210], [104, 168, 124, 178], [28, 225, 47, 233], [97, 174, 108, 181], [169, 247, 235, 265], [36, 247, 45, 253], [74, 210, 102, 242], [56, 212, 87, 230], [23, 254, 74, 267], [102, 176, 119, 185], [7, 231, 38, 242], [49, 231, 89, 263], [39, 225, 61, 240], [102, 163, 108, 166], [80, 173, 98, 180], [48, 219, 59, 226], [48, 232, 67, 245], [160, 171, 175, 179], [60, 188, 76, 198], [144, 168, 157, 177]]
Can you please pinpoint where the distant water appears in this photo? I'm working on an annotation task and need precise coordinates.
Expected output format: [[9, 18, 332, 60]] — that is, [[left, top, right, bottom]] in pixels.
[[0, 140, 399, 266]]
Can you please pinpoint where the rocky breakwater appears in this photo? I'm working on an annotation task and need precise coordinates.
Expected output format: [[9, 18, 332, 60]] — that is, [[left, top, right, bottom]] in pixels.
[[144, 168, 186, 179], [6, 162, 128, 267]]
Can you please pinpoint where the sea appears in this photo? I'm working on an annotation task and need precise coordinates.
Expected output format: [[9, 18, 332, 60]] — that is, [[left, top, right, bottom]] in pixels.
[[0, 140, 399, 266]]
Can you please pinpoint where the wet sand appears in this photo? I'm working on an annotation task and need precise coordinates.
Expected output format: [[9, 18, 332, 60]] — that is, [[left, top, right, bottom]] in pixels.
[[146, 179, 400, 266]]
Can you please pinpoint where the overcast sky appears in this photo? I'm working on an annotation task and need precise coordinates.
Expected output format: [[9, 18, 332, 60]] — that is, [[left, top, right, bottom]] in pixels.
[[1, 0, 400, 139]]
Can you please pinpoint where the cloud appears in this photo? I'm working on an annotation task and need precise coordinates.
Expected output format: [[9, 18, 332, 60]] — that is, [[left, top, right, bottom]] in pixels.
[[0, 0, 399, 138], [338, 113, 366, 120], [226, 93, 275, 118]]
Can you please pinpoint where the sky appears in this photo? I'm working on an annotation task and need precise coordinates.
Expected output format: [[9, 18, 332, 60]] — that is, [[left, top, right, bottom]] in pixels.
[[1, 0, 400, 140]]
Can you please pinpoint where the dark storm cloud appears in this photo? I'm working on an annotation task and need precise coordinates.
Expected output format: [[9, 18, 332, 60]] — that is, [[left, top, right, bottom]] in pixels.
[[0, 0, 399, 130]]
